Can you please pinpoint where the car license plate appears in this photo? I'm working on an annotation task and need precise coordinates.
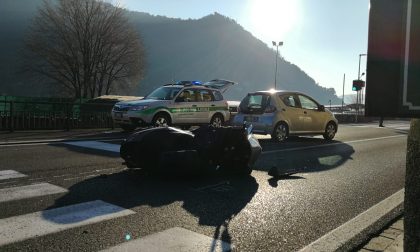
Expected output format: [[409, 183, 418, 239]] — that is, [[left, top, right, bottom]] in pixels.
[[244, 116, 258, 122], [114, 112, 123, 118]]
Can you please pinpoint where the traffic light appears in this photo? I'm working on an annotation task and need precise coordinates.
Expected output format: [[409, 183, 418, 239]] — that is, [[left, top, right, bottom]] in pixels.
[[352, 80, 365, 91]]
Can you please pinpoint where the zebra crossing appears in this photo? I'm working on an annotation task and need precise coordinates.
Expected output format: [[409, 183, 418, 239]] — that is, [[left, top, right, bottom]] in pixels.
[[0, 170, 27, 181], [0, 182, 67, 203], [101, 227, 231, 252], [0, 169, 231, 251], [0, 200, 135, 247]]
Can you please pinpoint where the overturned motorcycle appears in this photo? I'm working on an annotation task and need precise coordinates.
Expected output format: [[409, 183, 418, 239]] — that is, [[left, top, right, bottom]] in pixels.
[[120, 125, 262, 176]]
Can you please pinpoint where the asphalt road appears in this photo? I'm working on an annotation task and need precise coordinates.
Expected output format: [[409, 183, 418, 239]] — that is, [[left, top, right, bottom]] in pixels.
[[0, 122, 409, 251]]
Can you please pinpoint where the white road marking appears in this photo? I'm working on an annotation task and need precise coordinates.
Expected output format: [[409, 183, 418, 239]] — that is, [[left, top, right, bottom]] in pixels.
[[299, 189, 404, 252], [343, 123, 410, 130], [0, 138, 124, 147], [101, 227, 231, 252], [191, 181, 229, 191], [63, 174, 97, 181], [95, 167, 125, 173], [0, 200, 135, 246], [0, 183, 68, 203], [28, 177, 47, 181], [0, 168, 125, 186], [262, 135, 405, 155], [63, 141, 120, 153], [79, 171, 97, 175], [53, 174, 71, 178], [395, 126, 410, 130], [0, 170, 27, 181]]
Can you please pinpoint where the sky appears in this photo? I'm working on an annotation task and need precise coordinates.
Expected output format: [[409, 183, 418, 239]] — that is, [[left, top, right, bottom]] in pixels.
[[117, 0, 369, 97]]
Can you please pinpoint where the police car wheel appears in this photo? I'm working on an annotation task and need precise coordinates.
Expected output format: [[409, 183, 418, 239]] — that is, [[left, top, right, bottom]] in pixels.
[[210, 114, 224, 127], [152, 113, 171, 127]]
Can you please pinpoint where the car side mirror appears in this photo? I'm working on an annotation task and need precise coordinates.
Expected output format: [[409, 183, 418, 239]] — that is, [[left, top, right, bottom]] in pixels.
[[175, 97, 183, 102], [318, 105, 325, 111]]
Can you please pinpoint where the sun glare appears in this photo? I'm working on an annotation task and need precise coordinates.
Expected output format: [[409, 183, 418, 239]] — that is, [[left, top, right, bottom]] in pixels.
[[246, 0, 300, 42]]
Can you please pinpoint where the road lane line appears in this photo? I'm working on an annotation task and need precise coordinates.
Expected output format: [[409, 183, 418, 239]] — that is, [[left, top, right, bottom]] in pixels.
[[95, 167, 126, 173], [63, 174, 98, 181], [262, 135, 405, 154], [101, 227, 231, 252], [191, 181, 229, 191], [28, 177, 47, 181], [0, 200, 135, 246], [299, 189, 404, 252], [0, 138, 124, 147], [345, 135, 406, 144], [53, 174, 72, 178], [79, 171, 97, 175], [0, 183, 68, 203], [0, 170, 27, 181], [63, 141, 120, 153]]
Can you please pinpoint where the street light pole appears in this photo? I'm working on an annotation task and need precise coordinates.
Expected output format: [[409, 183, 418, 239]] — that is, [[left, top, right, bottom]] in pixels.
[[358, 54, 367, 80], [342, 73, 345, 113], [272, 41, 283, 90], [358, 54, 367, 98], [357, 53, 367, 116]]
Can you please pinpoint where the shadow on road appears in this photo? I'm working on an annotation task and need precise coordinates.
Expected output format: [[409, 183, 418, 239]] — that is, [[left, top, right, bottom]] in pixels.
[[267, 174, 305, 188], [255, 136, 355, 179], [44, 171, 258, 249], [50, 142, 121, 158], [393, 129, 409, 135]]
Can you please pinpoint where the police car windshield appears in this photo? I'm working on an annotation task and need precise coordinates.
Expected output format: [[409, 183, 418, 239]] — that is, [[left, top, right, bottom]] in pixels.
[[145, 86, 182, 100]]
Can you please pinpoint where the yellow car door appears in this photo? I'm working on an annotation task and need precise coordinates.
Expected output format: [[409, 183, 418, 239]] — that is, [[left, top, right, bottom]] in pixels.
[[297, 94, 326, 132], [278, 94, 306, 133]]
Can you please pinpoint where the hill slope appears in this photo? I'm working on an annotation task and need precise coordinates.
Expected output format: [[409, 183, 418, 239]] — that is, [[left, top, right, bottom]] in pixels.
[[0, 1, 341, 104]]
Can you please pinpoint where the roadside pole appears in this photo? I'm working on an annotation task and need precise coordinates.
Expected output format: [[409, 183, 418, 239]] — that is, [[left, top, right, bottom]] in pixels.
[[404, 119, 420, 251], [342, 74, 345, 113], [9, 101, 14, 132]]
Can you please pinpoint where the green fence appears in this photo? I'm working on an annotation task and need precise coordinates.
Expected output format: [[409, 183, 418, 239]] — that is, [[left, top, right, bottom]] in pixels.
[[0, 96, 115, 131]]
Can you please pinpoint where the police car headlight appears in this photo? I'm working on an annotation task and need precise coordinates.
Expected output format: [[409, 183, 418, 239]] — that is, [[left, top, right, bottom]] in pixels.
[[130, 105, 149, 111]]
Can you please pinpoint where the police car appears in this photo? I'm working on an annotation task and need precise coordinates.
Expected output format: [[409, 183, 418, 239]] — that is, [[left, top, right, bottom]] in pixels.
[[112, 79, 236, 131]]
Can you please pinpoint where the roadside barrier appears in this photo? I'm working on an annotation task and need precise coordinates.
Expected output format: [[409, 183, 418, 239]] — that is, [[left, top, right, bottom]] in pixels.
[[0, 100, 114, 131]]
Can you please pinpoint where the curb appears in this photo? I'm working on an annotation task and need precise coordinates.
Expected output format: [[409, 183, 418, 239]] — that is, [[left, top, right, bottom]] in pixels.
[[299, 189, 404, 252]]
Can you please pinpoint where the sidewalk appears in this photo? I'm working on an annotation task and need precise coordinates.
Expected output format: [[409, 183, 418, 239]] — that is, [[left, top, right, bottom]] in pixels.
[[359, 216, 403, 252]]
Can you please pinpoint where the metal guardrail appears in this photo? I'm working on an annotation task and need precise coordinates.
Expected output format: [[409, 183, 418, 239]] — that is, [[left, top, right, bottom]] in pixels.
[[0, 101, 114, 131]]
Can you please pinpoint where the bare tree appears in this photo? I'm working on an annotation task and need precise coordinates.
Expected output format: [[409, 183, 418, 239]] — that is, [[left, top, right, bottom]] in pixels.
[[23, 0, 145, 98]]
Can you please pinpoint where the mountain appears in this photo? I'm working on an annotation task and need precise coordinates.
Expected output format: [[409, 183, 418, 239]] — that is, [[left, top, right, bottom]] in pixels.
[[0, 0, 39, 96], [0, 0, 341, 104], [343, 94, 363, 104]]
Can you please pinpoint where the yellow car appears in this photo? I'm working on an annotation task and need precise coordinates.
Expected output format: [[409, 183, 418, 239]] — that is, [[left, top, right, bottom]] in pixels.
[[233, 90, 338, 142]]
